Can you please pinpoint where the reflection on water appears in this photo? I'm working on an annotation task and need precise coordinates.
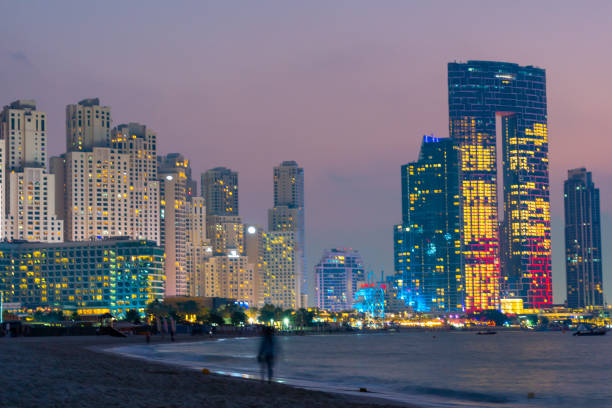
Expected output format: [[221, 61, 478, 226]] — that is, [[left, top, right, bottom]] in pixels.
[[112, 331, 612, 407]]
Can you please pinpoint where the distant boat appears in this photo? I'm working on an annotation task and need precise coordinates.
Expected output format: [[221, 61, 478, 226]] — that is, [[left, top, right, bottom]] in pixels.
[[573, 324, 607, 336], [476, 330, 497, 335]]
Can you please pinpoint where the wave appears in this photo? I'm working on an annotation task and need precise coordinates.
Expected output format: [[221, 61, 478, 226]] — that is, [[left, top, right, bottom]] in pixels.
[[404, 385, 512, 404]]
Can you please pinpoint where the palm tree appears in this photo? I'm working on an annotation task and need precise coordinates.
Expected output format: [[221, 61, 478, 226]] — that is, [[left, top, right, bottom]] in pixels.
[[124, 309, 141, 324], [231, 310, 247, 326], [292, 308, 314, 328], [206, 311, 224, 326], [146, 300, 168, 318], [258, 304, 276, 323]]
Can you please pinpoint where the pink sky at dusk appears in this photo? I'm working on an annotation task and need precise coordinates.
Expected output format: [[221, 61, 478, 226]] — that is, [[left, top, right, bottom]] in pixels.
[[1, 1, 611, 302]]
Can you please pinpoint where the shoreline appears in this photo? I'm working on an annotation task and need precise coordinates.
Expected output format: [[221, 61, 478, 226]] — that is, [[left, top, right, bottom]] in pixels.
[[101, 334, 425, 407], [1, 334, 418, 408]]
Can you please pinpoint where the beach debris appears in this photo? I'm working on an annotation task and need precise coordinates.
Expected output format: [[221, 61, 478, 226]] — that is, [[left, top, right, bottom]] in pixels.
[[359, 387, 368, 393], [202, 368, 211, 375], [527, 392, 535, 399]]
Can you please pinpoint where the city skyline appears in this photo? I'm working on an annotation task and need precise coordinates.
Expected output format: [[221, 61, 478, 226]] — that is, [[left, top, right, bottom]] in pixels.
[[2, 2, 612, 303]]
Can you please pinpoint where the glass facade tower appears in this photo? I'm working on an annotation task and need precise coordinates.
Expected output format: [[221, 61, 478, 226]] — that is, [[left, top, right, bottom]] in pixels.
[[315, 248, 365, 311], [564, 168, 603, 308], [394, 136, 462, 312], [448, 60, 552, 311]]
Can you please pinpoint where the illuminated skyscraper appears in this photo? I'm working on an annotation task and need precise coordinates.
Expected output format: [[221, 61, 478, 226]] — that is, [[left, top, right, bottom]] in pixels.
[[564, 168, 603, 308], [448, 61, 552, 310], [65, 98, 111, 152], [261, 230, 300, 309], [394, 136, 462, 312], [268, 161, 306, 306], [201, 167, 238, 216], [158, 153, 192, 296], [315, 248, 364, 311], [111, 123, 160, 244], [186, 197, 212, 297], [54, 100, 160, 245], [0, 100, 63, 242]]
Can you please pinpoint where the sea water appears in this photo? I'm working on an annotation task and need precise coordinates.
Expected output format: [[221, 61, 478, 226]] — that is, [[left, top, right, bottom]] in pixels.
[[110, 331, 612, 407]]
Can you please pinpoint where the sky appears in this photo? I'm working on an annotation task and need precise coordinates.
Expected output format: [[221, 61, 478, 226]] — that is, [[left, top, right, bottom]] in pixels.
[[1, 1, 612, 303]]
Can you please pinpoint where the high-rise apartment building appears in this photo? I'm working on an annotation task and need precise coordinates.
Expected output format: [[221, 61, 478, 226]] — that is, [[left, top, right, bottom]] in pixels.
[[201, 167, 238, 216], [158, 153, 192, 297], [186, 197, 212, 296], [315, 248, 364, 311], [266, 161, 305, 307], [261, 230, 300, 309], [564, 168, 603, 308], [54, 100, 160, 245], [448, 61, 552, 310], [0, 100, 63, 242], [394, 136, 462, 312], [201, 255, 256, 305], [244, 224, 264, 306], [111, 123, 160, 244], [207, 215, 244, 256], [59, 148, 131, 240], [65, 98, 111, 152]]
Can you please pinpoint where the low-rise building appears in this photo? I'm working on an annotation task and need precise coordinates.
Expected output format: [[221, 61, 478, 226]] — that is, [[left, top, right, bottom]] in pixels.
[[0, 239, 164, 317]]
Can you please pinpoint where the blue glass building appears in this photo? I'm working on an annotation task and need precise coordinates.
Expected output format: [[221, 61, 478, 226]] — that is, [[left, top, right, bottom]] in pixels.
[[564, 168, 603, 308], [0, 239, 164, 317], [315, 248, 364, 311], [393, 136, 462, 312]]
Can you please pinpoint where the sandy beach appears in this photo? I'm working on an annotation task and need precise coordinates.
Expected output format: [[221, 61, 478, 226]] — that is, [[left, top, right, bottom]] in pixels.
[[0, 335, 416, 408]]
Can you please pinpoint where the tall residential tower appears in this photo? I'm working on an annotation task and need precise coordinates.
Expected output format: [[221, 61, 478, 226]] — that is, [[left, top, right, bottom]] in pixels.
[[0, 100, 63, 242], [265, 161, 305, 308], [564, 168, 603, 308], [202, 167, 238, 216]]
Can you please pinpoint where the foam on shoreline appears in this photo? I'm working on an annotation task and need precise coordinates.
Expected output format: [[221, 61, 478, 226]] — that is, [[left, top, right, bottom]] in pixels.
[[103, 338, 511, 408]]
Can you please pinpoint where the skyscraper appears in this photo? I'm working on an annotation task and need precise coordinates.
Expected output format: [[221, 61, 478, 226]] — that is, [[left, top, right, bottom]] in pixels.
[[315, 248, 364, 311], [267, 161, 305, 306], [244, 224, 264, 306], [54, 101, 160, 244], [261, 230, 300, 309], [158, 153, 192, 296], [111, 123, 160, 244], [394, 136, 462, 312], [59, 148, 130, 240], [448, 61, 552, 311], [564, 168, 603, 308], [201, 167, 238, 216], [0, 100, 63, 242], [65, 98, 111, 152], [185, 197, 211, 297]]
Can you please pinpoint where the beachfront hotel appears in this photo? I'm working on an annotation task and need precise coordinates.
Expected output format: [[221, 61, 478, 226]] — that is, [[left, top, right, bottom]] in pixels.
[[448, 61, 552, 311], [0, 239, 164, 316]]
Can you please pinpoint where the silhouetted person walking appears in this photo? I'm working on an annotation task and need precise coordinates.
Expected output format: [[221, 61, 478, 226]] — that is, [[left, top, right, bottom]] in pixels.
[[257, 326, 276, 383]]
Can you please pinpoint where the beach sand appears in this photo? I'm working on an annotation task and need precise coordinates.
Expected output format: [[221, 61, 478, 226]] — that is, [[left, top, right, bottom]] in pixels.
[[0, 335, 418, 407]]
